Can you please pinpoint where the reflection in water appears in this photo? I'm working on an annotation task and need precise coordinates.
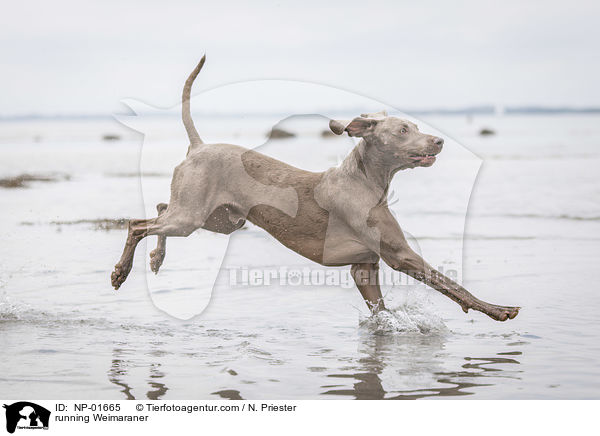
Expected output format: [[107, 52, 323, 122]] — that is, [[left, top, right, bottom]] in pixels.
[[322, 334, 522, 399], [147, 363, 169, 400], [104, 333, 522, 400], [107, 353, 135, 400], [107, 348, 170, 400]]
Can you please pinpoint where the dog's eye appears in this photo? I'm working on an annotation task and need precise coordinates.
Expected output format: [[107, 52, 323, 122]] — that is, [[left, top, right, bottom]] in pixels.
[[400, 128, 407, 134]]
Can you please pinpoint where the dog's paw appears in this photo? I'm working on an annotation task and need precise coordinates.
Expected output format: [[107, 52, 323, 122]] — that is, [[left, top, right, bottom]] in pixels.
[[487, 305, 520, 321], [149, 249, 165, 274], [111, 263, 129, 290]]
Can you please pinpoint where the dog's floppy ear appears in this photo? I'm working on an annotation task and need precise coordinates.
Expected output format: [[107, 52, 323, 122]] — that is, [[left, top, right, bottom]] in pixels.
[[329, 117, 379, 137], [344, 117, 379, 137], [328, 119, 351, 135]]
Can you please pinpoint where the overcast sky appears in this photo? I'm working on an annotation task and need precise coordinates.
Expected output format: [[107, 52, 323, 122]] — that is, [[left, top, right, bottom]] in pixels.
[[1, 0, 599, 115]]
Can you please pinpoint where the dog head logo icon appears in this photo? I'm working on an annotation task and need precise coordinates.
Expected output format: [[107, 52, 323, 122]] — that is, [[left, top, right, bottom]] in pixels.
[[3, 402, 50, 434]]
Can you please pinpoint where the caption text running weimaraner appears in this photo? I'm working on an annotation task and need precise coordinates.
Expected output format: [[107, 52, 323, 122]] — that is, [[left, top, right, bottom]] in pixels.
[[111, 56, 520, 322]]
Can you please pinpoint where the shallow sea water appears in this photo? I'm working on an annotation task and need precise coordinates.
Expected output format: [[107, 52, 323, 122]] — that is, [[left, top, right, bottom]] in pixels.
[[1, 114, 599, 399]]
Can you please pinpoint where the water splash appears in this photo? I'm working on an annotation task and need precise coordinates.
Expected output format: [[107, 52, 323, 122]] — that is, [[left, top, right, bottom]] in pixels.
[[359, 294, 448, 335], [0, 291, 34, 321]]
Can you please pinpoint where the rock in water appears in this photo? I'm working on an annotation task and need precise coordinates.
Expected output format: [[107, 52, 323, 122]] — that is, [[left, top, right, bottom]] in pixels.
[[268, 128, 295, 139]]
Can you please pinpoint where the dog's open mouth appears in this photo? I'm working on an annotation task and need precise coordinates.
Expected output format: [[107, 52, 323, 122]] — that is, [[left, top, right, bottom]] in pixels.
[[409, 153, 437, 164]]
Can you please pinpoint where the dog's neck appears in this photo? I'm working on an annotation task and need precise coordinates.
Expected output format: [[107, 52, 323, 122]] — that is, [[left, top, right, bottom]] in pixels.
[[338, 139, 406, 198]]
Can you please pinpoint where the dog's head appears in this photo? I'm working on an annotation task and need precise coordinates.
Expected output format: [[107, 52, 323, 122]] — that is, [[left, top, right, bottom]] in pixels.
[[329, 111, 444, 168]]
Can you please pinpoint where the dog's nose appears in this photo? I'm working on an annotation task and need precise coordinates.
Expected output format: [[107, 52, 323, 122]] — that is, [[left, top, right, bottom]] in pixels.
[[434, 137, 444, 148]]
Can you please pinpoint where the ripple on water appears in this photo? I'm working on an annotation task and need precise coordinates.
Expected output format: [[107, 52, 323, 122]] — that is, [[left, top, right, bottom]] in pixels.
[[0, 292, 118, 331]]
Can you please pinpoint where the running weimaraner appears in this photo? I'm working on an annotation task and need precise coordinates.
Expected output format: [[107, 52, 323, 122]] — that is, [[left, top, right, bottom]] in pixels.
[[111, 56, 519, 322]]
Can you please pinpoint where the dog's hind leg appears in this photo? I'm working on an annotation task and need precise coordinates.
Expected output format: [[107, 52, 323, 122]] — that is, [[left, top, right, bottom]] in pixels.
[[111, 218, 155, 290], [111, 212, 198, 290], [149, 203, 168, 274]]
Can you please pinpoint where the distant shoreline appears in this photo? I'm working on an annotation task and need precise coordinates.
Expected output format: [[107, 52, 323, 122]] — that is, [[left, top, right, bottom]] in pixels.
[[1, 106, 600, 121]]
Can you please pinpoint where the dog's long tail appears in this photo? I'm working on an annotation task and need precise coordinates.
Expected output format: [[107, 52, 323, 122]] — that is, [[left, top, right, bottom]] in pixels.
[[182, 55, 206, 146]]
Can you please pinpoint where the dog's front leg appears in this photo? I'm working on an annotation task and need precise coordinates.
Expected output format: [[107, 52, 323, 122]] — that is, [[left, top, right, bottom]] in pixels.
[[350, 262, 386, 313], [371, 209, 519, 321], [383, 246, 519, 321]]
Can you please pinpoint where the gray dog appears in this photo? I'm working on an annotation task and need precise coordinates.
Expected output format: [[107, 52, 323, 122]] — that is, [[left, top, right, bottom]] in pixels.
[[112, 56, 519, 322]]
